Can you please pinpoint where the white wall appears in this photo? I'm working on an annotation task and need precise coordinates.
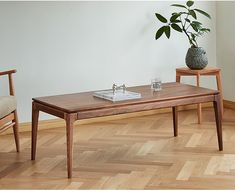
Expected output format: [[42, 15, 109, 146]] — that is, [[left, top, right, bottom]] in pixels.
[[216, 2, 235, 102], [0, 1, 216, 122]]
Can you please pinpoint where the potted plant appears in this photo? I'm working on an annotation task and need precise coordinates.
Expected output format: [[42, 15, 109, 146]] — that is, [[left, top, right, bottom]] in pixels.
[[155, 0, 211, 70]]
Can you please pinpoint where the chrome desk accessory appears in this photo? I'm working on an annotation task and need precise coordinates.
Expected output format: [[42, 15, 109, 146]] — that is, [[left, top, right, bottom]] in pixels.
[[112, 84, 126, 94]]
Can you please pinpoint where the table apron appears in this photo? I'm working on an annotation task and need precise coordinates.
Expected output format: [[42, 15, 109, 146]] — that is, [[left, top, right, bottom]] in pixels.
[[33, 102, 65, 119], [77, 94, 216, 120], [34, 94, 216, 120]]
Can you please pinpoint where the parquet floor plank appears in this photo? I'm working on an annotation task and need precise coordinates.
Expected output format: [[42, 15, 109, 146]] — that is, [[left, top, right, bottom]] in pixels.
[[0, 108, 235, 189]]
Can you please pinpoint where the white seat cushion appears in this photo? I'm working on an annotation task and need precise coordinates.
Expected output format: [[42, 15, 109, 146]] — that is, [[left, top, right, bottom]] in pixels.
[[0, 96, 17, 119]]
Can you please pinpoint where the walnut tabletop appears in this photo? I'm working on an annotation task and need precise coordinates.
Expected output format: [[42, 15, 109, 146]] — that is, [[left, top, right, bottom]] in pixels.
[[33, 82, 218, 113], [31, 82, 223, 178]]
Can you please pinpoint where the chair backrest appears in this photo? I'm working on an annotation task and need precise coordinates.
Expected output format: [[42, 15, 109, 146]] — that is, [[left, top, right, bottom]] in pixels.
[[0, 70, 16, 96]]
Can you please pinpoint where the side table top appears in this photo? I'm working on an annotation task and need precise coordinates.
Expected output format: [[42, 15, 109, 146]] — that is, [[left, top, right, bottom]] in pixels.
[[176, 67, 220, 75]]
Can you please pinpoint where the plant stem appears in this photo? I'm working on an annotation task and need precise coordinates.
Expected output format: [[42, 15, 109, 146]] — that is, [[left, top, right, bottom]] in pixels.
[[186, 23, 191, 31], [180, 15, 196, 47], [182, 27, 194, 47], [180, 15, 195, 46], [183, 11, 189, 28]]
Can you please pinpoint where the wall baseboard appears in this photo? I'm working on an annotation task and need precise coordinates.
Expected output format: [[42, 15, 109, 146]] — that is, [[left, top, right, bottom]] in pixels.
[[223, 100, 235, 110], [1, 103, 214, 135]]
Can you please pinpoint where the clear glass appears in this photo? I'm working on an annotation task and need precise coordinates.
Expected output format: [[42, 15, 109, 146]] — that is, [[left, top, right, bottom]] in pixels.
[[151, 78, 162, 91]]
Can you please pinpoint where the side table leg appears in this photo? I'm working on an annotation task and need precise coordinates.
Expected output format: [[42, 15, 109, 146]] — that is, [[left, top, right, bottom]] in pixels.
[[31, 102, 39, 160], [65, 114, 76, 178], [196, 74, 202, 124], [216, 71, 224, 118], [172, 107, 178, 137], [213, 94, 223, 151], [176, 74, 181, 82]]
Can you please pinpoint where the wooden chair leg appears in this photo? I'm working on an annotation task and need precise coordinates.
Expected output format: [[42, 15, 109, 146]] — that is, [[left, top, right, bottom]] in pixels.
[[13, 110, 20, 152]]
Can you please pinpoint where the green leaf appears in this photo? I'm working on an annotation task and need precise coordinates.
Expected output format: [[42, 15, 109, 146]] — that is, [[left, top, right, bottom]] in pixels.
[[200, 28, 211, 32], [194, 9, 211, 19], [186, 1, 194, 7], [191, 33, 196, 39], [171, 4, 187, 9], [164, 26, 171, 38], [191, 23, 198, 32], [192, 21, 202, 31], [155, 26, 166, 40], [189, 10, 197, 19], [170, 14, 180, 22], [155, 13, 167, 23], [171, 23, 182, 32], [192, 21, 202, 26], [185, 18, 191, 23], [171, 19, 181, 23]]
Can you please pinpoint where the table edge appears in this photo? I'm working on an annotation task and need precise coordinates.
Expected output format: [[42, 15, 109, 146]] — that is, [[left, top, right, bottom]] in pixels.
[[32, 91, 219, 114]]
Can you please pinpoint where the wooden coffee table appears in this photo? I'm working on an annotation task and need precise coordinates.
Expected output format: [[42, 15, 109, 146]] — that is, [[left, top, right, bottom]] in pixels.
[[31, 82, 223, 178]]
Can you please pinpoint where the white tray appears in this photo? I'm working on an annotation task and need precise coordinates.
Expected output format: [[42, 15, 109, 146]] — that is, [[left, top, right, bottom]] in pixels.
[[93, 89, 141, 102]]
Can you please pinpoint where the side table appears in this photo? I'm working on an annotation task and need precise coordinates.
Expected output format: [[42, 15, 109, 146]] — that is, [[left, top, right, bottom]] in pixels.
[[176, 67, 223, 124]]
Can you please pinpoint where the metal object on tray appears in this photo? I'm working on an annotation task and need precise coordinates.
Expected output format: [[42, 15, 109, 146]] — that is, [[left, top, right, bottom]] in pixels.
[[112, 84, 126, 94]]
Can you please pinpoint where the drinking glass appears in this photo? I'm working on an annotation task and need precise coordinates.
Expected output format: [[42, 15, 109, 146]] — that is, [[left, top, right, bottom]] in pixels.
[[151, 78, 162, 91]]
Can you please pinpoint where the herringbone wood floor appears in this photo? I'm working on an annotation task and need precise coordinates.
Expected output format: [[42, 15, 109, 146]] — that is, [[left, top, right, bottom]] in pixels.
[[0, 108, 235, 189]]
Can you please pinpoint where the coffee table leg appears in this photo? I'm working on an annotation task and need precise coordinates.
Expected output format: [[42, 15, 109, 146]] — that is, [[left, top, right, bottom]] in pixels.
[[213, 94, 223, 151], [216, 71, 224, 118], [172, 106, 178, 137], [31, 102, 39, 160], [66, 114, 76, 178]]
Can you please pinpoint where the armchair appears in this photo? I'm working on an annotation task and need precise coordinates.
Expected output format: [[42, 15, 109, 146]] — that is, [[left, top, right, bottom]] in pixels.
[[0, 69, 19, 152]]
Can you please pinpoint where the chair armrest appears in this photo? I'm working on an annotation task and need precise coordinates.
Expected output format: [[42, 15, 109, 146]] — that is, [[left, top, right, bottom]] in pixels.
[[0, 70, 17, 76]]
